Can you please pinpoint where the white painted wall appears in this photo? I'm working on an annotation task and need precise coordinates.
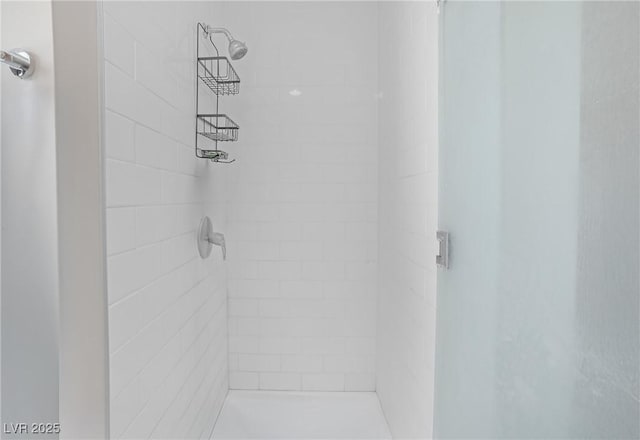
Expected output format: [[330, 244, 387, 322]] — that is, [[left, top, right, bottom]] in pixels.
[[218, 1, 379, 392], [0, 1, 2, 422], [101, 2, 229, 438], [1, 3, 111, 437], [376, 1, 439, 438], [1, 2, 60, 437], [573, 2, 638, 436], [52, 1, 109, 437]]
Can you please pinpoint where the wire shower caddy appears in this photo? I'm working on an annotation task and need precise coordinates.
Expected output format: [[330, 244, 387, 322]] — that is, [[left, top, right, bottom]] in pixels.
[[195, 22, 240, 163]]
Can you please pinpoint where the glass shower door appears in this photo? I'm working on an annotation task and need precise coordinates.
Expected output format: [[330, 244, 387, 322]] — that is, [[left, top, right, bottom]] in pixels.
[[434, 1, 639, 438]]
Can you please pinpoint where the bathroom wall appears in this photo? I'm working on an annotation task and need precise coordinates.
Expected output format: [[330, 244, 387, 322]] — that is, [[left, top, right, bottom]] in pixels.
[[574, 2, 639, 436], [101, 2, 229, 438], [218, 2, 379, 392], [376, 2, 439, 438], [1, 1, 60, 435], [52, 1, 109, 436]]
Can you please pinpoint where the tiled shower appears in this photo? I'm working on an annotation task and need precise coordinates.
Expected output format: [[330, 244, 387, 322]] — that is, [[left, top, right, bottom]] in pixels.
[[1, 0, 637, 439], [102, 1, 438, 437]]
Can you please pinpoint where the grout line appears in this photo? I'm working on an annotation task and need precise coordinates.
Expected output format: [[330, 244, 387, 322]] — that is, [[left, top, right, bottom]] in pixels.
[[120, 303, 227, 438]]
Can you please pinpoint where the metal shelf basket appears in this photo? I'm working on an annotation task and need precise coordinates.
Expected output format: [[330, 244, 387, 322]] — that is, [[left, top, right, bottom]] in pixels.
[[197, 114, 239, 142], [198, 56, 240, 95]]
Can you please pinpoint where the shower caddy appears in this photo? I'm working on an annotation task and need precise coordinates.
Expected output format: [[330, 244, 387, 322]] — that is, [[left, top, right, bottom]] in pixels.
[[195, 22, 240, 163]]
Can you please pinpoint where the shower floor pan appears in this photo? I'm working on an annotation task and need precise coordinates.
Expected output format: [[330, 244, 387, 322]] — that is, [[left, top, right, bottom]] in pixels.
[[211, 390, 391, 439]]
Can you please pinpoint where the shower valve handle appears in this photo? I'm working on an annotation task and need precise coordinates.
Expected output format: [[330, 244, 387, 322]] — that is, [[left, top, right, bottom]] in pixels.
[[197, 216, 227, 261], [207, 232, 226, 260]]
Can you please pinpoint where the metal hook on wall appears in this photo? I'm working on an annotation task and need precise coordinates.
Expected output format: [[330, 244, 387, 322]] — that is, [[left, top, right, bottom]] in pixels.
[[0, 49, 35, 79]]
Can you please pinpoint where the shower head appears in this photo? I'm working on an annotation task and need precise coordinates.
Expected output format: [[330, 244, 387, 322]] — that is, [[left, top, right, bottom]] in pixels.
[[228, 39, 248, 60], [206, 26, 248, 60]]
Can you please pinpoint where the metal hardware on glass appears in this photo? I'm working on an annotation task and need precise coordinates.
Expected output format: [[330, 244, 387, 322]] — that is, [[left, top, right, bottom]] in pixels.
[[436, 230, 449, 269], [197, 216, 226, 260], [0, 49, 34, 79]]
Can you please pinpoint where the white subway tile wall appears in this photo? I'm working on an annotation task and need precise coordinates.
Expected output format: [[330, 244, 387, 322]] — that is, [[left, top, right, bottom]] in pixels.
[[102, 0, 438, 435], [103, 2, 229, 438], [218, 2, 379, 392], [376, 2, 439, 438]]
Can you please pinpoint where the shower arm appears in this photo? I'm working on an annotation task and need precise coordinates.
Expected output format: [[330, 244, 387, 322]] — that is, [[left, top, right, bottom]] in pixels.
[[204, 27, 235, 44]]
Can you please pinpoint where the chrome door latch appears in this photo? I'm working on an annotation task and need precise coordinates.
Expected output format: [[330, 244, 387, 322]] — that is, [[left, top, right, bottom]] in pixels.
[[436, 230, 449, 269]]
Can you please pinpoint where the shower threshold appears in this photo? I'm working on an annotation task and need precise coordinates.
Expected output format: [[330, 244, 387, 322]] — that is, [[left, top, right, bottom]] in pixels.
[[210, 390, 391, 439]]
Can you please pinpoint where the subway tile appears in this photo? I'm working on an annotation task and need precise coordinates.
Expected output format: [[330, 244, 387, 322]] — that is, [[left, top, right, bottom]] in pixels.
[[134, 124, 177, 171], [104, 2, 230, 435], [301, 222, 346, 241], [104, 61, 164, 132], [228, 299, 259, 317], [106, 207, 136, 255], [345, 222, 377, 241], [106, 0, 384, 410], [234, 241, 280, 261], [161, 173, 200, 205], [299, 337, 346, 355], [281, 355, 323, 373], [302, 373, 345, 391], [258, 261, 302, 280], [176, 144, 202, 176], [110, 315, 166, 398], [228, 336, 259, 353], [345, 373, 376, 392], [105, 110, 135, 162], [135, 205, 177, 247], [106, 160, 163, 207], [259, 373, 301, 391], [346, 337, 377, 355], [323, 355, 374, 373], [326, 203, 375, 222], [107, 243, 163, 304], [345, 261, 377, 281], [110, 378, 144, 438], [301, 261, 345, 280], [161, 232, 197, 272], [229, 372, 259, 390], [279, 241, 323, 261], [238, 354, 281, 372], [227, 222, 259, 242], [323, 241, 371, 261], [279, 280, 323, 298], [256, 222, 303, 241], [259, 337, 301, 354], [323, 280, 374, 299], [278, 204, 326, 222], [227, 261, 259, 280], [229, 280, 280, 298], [103, 13, 135, 76], [135, 41, 177, 104], [108, 290, 145, 353]]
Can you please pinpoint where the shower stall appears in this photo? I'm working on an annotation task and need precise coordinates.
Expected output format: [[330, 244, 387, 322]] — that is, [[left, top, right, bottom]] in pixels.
[[0, 1, 637, 439]]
